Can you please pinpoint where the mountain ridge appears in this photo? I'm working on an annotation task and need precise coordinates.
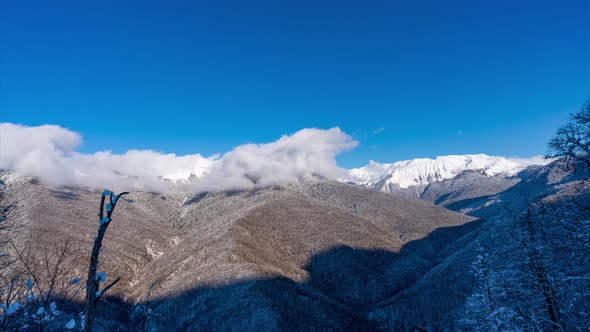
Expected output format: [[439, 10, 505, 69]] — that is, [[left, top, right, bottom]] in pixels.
[[1, 159, 588, 330], [345, 154, 549, 193]]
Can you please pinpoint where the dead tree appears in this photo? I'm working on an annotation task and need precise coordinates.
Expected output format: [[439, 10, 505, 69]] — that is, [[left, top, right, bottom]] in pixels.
[[84, 190, 128, 332]]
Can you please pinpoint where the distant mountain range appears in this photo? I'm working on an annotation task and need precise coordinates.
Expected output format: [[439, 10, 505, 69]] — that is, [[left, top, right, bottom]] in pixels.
[[0, 155, 587, 331], [165, 153, 550, 194], [345, 154, 549, 192]]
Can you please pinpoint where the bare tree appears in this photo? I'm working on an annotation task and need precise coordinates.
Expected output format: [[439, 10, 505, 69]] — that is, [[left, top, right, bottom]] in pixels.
[[140, 282, 157, 332], [0, 277, 27, 330], [0, 179, 27, 330], [547, 100, 590, 168], [84, 190, 128, 332], [2, 238, 84, 331], [520, 209, 566, 331]]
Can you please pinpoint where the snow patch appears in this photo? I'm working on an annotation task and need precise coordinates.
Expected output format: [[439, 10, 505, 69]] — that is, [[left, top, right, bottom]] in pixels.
[[146, 240, 164, 259], [65, 318, 76, 329]]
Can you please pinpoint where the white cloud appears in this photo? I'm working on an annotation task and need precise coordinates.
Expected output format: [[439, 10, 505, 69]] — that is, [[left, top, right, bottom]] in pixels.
[[507, 155, 552, 166], [0, 123, 214, 192], [192, 128, 358, 193], [0, 123, 82, 185], [0, 123, 358, 193], [372, 127, 385, 134]]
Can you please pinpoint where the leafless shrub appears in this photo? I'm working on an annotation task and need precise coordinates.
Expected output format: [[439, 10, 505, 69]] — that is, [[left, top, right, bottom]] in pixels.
[[1, 237, 84, 331]]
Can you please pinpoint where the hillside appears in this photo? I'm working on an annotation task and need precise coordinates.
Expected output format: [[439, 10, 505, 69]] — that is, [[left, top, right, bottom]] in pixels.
[[0, 158, 587, 331], [0, 171, 477, 330], [371, 160, 590, 330]]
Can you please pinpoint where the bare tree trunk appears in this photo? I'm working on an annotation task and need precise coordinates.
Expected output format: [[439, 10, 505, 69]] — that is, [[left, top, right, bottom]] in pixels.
[[141, 282, 156, 332], [523, 210, 566, 331], [84, 191, 128, 332]]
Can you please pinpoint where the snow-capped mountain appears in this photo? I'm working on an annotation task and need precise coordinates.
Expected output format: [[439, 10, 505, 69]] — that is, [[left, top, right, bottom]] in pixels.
[[163, 154, 550, 195], [345, 154, 549, 192]]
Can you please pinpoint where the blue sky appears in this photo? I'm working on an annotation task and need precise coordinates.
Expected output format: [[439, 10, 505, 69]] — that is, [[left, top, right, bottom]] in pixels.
[[1, 0, 589, 167]]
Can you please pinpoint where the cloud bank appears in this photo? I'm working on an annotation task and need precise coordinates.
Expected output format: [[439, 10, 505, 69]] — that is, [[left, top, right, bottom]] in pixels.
[[0, 123, 357, 193], [191, 128, 358, 193]]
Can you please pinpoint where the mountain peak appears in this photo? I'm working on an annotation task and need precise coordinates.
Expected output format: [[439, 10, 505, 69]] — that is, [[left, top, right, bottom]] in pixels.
[[345, 154, 550, 191]]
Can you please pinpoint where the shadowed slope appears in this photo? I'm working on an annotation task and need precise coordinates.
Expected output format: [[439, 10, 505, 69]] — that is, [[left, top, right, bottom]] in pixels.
[[144, 217, 485, 332], [0, 171, 480, 331]]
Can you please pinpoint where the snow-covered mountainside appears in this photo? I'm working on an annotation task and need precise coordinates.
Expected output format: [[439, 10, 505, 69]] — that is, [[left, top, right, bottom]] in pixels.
[[2, 160, 588, 331], [345, 154, 549, 192]]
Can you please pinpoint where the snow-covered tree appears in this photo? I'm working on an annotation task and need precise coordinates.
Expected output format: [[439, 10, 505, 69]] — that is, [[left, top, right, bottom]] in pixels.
[[459, 241, 523, 331], [456, 179, 590, 331], [84, 190, 128, 332]]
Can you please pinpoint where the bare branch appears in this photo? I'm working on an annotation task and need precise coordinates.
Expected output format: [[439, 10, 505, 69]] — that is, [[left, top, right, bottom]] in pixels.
[[99, 276, 121, 300]]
